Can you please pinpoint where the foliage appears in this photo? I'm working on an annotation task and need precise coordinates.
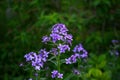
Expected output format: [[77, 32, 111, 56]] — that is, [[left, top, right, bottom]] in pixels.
[[0, 0, 120, 80]]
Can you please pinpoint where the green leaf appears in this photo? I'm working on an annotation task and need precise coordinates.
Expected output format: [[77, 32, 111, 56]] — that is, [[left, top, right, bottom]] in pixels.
[[102, 71, 111, 80], [64, 73, 74, 80], [97, 54, 107, 68], [97, 60, 106, 68], [40, 78, 47, 80], [88, 68, 102, 78], [98, 54, 106, 62], [48, 56, 56, 61], [93, 0, 101, 6], [60, 59, 66, 64], [102, 0, 111, 7], [48, 60, 57, 66]]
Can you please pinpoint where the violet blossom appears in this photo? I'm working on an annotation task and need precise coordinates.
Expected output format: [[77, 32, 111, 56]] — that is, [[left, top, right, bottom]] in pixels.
[[58, 44, 70, 53], [73, 43, 88, 58], [24, 49, 49, 70], [51, 70, 63, 79], [42, 23, 73, 45], [42, 36, 50, 44], [65, 53, 80, 64], [65, 43, 88, 64], [72, 69, 80, 75], [50, 48, 58, 55]]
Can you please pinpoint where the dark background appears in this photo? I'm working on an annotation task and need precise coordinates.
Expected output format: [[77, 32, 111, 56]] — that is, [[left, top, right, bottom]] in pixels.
[[0, 0, 120, 80]]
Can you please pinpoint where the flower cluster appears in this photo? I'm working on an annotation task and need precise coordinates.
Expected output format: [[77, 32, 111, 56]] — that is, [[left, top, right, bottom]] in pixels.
[[51, 70, 63, 79], [112, 40, 119, 44], [42, 23, 73, 45], [110, 40, 119, 56], [42, 23, 72, 55], [58, 44, 70, 53], [65, 44, 88, 64], [49, 44, 70, 55], [73, 44, 88, 58], [22, 23, 88, 80], [65, 53, 79, 64], [24, 49, 49, 70], [24, 52, 37, 62]]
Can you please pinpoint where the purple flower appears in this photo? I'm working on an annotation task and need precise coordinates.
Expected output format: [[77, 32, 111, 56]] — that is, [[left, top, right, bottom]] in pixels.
[[19, 63, 24, 67], [73, 44, 88, 58], [70, 55, 77, 63], [65, 53, 80, 64], [34, 73, 38, 77], [38, 49, 49, 58], [35, 66, 41, 70], [31, 60, 44, 70], [58, 44, 70, 53], [112, 40, 119, 44], [51, 70, 58, 78], [65, 58, 71, 64], [50, 48, 58, 55], [31, 49, 49, 70], [50, 33, 63, 43], [24, 52, 37, 62], [58, 73, 63, 79], [41, 23, 73, 45], [80, 49, 88, 58], [49, 23, 73, 44], [73, 53, 80, 58], [51, 70, 63, 79], [42, 36, 50, 44], [72, 69, 80, 75], [115, 50, 119, 56], [24, 49, 49, 71], [73, 44, 83, 53], [52, 23, 68, 35], [110, 50, 119, 56], [63, 34, 73, 45]]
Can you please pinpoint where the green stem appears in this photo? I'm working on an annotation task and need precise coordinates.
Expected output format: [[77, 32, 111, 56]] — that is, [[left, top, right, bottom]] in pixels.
[[77, 59, 81, 80], [57, 53, 61, 72], [56, 53, 61, 80], [36, 71, 40, 80], [30, 70, 33, 79], [36, 77, 38, 80]]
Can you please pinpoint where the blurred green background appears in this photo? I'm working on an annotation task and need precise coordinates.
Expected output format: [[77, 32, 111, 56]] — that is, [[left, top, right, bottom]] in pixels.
[[0, 0, 120, 80]]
